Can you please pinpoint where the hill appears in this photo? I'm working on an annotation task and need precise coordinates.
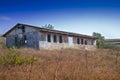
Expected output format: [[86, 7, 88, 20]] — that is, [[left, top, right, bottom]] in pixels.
[[0, 47, 120, 80]]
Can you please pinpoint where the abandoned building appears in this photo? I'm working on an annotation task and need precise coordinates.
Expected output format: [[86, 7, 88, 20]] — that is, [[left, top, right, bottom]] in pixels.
[[3, 23, 96, 49]]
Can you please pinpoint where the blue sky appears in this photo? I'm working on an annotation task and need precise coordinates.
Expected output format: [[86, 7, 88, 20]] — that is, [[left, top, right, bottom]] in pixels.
[[0, 0, 120, 39]]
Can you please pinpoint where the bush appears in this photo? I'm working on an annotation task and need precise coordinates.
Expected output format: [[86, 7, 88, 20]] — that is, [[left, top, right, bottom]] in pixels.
[[0, 50, 38, 66]]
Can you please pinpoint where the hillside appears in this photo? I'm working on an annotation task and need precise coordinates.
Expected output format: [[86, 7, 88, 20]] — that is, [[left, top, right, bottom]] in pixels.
[[0, 47, 120, 80]]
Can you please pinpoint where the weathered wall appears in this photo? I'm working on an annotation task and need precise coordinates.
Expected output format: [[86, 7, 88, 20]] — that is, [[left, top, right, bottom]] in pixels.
[[6, 35, 15, 47], [39, 31, 69, 49], [8, 26, 36, 36], [39, 31, 96, 50], [6, 25, 40, 49], [6, 31, 40, 49], [5, 25, 96, 50], [72, 36, 96, 45], [26, 31, 40, 49], [39, 41, 69, 49], [39, 41, 96, 50]]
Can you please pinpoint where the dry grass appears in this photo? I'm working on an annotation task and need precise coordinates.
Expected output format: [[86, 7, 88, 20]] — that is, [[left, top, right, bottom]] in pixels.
[[0, 35, 6, 45], [0, 47, 120, 80]]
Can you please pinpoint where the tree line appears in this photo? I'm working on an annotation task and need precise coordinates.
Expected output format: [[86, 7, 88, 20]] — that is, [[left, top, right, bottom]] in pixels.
[[92, 32, 120, 50]]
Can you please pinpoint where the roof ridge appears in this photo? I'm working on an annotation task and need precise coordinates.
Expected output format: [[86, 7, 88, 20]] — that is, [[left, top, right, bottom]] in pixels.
[[3, 23, 96, 39]]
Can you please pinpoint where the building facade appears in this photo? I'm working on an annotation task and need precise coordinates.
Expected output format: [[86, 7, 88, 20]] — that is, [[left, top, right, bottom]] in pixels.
[[3, 23, 96, 50]]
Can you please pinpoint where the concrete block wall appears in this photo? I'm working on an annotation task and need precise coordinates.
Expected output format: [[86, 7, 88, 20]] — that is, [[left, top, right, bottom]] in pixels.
[[39, 31, 96, 50]]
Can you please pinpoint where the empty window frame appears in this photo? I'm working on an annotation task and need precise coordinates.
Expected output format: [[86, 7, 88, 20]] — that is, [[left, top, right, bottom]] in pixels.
[[59, 35, 62, 43], [18, 26, 25, 33], [81, 38, 84, 44], [85, 40, 87, 45], [77, 38, 80, 44], [47, 34, 51, 42], [15, 36, 18, 46], [24, 35, 27, 44], [22, 26, 25, 33], [53, 35, 57, 43]]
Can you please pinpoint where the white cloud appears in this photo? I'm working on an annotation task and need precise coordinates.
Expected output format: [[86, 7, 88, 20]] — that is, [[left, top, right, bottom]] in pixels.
[[0, 16, 11, 21]]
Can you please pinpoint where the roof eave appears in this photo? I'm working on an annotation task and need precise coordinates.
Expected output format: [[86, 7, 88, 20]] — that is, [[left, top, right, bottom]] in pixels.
[[3, 23, 21, 37], [3, 23, 97, 39]]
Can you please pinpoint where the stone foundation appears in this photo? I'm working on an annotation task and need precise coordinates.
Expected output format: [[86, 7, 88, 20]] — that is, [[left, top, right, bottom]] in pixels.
[[39, 41, 96, 50]]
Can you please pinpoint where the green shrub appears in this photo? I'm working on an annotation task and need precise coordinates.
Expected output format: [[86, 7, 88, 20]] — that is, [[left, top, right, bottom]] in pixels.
[[0, 50, 38, 66]]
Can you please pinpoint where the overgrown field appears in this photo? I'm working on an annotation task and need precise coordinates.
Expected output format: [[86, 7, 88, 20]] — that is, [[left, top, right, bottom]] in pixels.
[[0, 46, 120, 80]]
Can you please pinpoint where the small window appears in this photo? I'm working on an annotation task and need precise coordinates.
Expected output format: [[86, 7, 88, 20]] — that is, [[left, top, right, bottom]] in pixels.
[[47, 34, 51, 42], [22, 26, 25, 33], [18, 26, 25, 33], [24, 35, 27, 40], [53, 35, 57, 43], [77, 38, 80, 44], [59, 35, 62, 43], [81, 38, 84, 44], [15, 36, 18, 46], [85, 40, 87, 45], [24, 35, 27, 43]]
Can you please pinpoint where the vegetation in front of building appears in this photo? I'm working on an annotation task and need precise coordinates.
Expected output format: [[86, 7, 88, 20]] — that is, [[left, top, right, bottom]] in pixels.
[[0, 49, 38, 66], [0, 34, 6, 46], [0, 47, 120, 80], [93, 32, 120, 50], [0, 33, 120, 80]]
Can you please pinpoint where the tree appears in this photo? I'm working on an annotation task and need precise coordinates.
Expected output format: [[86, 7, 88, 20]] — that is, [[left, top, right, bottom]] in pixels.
[[92, 32, 105, 48], [42, 24, 54, 30]]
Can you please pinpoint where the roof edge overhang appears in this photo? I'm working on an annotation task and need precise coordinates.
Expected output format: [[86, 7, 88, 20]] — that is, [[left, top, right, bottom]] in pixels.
[[3, 23, 22, 37], [3, 23, 97, 39]]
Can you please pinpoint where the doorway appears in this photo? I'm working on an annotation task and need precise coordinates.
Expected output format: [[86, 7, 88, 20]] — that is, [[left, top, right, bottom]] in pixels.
[[68, 37, 73, 46]]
